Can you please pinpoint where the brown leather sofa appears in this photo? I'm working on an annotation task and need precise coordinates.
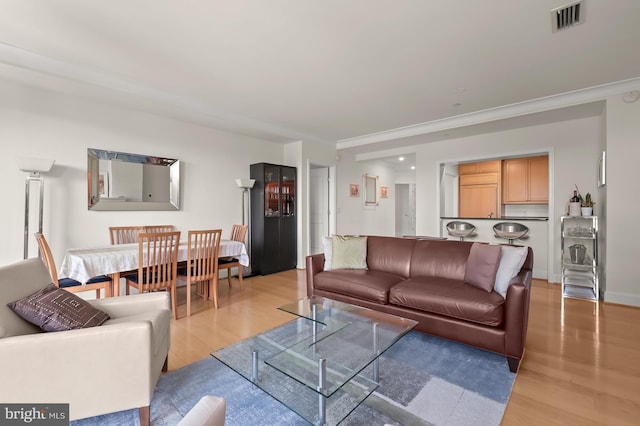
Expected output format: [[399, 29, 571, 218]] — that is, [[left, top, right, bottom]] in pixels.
[[306, 236, 533, 372]]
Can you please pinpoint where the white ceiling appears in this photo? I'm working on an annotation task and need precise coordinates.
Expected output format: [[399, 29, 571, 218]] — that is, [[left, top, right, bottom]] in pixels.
[[1, 1, 640, 157]]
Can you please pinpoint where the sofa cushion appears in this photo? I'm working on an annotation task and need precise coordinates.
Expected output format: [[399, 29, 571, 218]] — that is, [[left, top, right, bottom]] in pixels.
[[314, 270, 404, 304], [366, 236, 417, 278], [331, 235, 368, 270], [389, 277, 505, 327], [409, 239, 473, 281], [7, 283, 110, 332], [322, 236, 333, 270], [494, 245, 528, 298], [0, 258, 56, 338], [464, 242, 503, 292]]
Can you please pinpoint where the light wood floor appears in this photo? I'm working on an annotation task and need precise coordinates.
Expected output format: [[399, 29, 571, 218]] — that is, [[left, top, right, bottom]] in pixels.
[[168, 271, 640, 425]]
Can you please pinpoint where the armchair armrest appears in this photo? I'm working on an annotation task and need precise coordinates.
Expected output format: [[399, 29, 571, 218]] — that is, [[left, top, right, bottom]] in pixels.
[[0, 320, 156, 420], [89, 291, 170, 318]]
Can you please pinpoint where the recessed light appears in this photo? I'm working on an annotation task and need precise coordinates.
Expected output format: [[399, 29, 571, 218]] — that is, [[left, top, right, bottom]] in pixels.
[[398, 157, 405, 161], [410, 166, 415, 170], [454, 87, 466, 94]]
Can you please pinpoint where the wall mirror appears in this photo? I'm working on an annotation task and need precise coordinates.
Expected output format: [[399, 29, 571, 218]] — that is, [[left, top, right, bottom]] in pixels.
[[364, 174, 379, 206], [87, 148, 180, 211]]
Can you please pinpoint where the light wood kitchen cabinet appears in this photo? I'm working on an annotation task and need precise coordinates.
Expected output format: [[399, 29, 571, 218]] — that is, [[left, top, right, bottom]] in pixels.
[[459, 161, 500, 218], [459, 184, 499, 218], [502, 155, 548, 204]]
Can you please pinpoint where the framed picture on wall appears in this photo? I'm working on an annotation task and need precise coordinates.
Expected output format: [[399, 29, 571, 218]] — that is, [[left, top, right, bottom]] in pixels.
[[350, 184, 360, 197], [380, 186, 389, 198]]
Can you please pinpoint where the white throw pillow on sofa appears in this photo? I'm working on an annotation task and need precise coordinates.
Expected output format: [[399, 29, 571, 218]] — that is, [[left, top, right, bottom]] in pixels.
[[494, 245, 528, 298], [322, 236, 333, 271]]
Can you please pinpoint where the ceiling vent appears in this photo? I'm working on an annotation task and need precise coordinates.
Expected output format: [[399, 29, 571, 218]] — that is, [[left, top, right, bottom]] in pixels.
[[551, 1, 584, 32]]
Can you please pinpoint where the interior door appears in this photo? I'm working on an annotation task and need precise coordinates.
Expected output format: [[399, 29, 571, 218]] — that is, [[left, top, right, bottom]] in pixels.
[[309, 167, 329, 254]]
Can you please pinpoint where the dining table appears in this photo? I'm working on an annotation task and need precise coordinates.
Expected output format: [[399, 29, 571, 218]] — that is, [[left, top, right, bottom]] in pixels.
[[59, 240, 249, 297]]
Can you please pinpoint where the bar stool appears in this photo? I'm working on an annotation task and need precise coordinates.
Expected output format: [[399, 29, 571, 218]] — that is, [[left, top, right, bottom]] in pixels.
[[493, 222, 529, 245], [446, 221, 477, 241]]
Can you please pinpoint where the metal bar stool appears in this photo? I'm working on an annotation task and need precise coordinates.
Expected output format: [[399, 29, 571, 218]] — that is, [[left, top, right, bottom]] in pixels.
[[493, 222, 529, 245], [446, 221, 477, 241]]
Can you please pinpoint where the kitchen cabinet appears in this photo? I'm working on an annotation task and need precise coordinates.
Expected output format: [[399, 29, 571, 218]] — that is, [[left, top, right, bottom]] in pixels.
[[458, 161, 500, 218], [250, 163, 297, 275], [502, 155, 548, 204], [561, 216, 599, 301]]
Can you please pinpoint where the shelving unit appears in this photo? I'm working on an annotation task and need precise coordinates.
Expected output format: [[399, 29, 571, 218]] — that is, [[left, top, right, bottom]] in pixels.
[[250, 163, 297, 275], [561, 215, 599, 301]]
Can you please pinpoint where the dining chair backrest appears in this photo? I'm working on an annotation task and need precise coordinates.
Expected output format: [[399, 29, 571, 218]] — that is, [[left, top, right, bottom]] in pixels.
[[230, 225, 248, 243], [34, 233, 60, 285], [138, 231, 181, 292], [109, 226, 144, 245], [144, 225, 174, 233], [185, 229, 223, 282]]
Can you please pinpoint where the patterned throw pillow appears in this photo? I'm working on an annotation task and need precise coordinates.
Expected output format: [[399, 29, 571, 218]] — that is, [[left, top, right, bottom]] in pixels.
[[7, 283, 110, 332]]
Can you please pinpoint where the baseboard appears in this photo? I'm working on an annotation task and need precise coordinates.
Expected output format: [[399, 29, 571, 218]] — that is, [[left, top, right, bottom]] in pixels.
[[604, 291, 640, 308]]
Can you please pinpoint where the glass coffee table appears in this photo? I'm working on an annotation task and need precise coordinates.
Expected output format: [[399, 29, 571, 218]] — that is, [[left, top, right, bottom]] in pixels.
[[212, 296, 417, 425]]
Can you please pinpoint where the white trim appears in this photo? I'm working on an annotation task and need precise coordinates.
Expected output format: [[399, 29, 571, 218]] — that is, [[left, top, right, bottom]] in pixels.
[[337, 78, 640, 149], [605, 291, 640, 308]]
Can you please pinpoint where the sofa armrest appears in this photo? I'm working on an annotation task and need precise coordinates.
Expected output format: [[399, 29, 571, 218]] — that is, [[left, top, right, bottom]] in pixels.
[[0, 321, 156, 419], [305, 254, 325, 297], [89, 291, 170, 318], [504, 268, 532, 358]]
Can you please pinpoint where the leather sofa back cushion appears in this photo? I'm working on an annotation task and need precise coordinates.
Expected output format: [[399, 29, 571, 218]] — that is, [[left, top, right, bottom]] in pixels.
[[409, 240, 473, 281], [367, 236, 417, 278]]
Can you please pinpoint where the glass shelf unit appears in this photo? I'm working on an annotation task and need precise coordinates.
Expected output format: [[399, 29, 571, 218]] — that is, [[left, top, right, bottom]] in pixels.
[[561, 215, 599, 301]]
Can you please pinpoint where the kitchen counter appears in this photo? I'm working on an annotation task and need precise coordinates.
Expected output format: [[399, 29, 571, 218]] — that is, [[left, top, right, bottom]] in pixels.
[[441, 216, 548, 221], [440, 217, 548, 279]]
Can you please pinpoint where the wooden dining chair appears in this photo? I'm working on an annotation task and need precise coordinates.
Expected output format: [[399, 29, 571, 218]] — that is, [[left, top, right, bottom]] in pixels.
[[109, 226, 144, 245], [125, 231, 181, 320], [144, 225, 174, 233], [35, 233, 112, 298], [218, 224, 248, 290], [177, 229, 222, 315]]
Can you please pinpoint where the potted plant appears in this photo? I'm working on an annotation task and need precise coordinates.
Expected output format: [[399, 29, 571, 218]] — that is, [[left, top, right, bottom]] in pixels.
[[580, 192, 594, 216]]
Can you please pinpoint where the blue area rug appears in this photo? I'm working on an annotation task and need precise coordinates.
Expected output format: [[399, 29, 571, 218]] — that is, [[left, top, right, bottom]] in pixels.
[[72, 331, 515, 426]]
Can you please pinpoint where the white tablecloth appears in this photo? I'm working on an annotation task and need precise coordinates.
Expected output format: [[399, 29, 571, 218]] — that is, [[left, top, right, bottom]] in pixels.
[[59, 240, 249, 284]]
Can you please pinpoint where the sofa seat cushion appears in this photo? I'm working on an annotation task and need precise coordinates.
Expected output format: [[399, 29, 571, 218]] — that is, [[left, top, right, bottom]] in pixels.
[[314, 270, 404, 304], [389, 277, 505, 327]]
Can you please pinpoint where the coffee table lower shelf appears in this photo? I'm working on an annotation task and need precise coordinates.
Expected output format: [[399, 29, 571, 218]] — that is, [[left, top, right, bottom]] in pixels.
[[212, 318, 379, 425]]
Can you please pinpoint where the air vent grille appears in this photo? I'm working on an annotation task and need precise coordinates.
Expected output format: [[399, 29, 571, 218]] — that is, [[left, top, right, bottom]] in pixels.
[[551, 1, 584, 32]]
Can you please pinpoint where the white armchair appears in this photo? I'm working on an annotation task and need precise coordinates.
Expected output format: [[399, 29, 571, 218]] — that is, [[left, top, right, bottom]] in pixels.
[[0, 258, 171, 425]]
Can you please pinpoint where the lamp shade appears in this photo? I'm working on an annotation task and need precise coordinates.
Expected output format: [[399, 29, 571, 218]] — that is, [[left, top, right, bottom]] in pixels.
[[18, 157, 55, 174], [235, 178, 255, 189]]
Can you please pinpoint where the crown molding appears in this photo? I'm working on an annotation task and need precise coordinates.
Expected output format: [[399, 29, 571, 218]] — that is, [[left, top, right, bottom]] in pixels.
[[337, 77, 640, 149]]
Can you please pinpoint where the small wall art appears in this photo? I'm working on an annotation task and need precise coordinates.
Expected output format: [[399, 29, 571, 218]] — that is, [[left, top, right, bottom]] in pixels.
[[350, 184, 360, 197], [380, 186, 389, 198]]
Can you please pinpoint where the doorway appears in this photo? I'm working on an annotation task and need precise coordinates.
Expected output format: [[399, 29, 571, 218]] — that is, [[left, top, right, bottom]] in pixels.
[[309, 165, 333, 255], [395, 183, 416, 237]]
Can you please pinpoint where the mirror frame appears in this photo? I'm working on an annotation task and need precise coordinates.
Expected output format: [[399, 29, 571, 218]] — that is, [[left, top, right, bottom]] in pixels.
[[87, 148, 180, 211], [364, 174, 379, 206]]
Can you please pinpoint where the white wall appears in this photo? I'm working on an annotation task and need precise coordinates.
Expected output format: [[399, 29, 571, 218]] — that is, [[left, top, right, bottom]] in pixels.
[[0, 79, 284, 267], [413, 115, 603, 285], [604, 95, 640, 306], [336, 153, 396, 236]]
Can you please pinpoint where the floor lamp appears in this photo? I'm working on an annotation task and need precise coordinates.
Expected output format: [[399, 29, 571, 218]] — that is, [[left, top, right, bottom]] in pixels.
[[19, 157, 55, 259], [235, 178, 255, 275]]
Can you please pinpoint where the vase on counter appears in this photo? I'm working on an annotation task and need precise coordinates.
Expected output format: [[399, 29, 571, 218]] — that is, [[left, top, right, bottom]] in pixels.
[[569, 202, 581, 216], [581, 207, 593, 216]]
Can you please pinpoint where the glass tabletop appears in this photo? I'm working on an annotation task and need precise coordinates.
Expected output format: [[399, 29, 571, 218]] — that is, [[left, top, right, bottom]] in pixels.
[[211, 297, 417, 425]]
